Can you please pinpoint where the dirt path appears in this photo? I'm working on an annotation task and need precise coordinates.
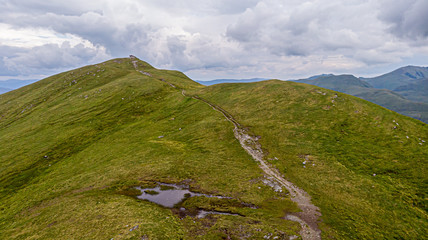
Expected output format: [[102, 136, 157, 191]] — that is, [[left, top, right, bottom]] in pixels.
[[132, 58, 322, 240]]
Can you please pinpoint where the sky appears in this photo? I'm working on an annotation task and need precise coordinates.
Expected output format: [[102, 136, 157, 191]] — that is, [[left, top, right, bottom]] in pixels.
[[0, 0, 427, 81]]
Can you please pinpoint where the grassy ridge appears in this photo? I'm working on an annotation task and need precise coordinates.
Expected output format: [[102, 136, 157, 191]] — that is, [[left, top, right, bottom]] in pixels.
[[194, 80, 428, 239], [0, 59, 300, 239], [1, 58, 427, 239]]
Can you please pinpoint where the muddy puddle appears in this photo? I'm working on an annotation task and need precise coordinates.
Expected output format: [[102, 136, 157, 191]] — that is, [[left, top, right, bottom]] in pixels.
[[135, 183, 240, 218]]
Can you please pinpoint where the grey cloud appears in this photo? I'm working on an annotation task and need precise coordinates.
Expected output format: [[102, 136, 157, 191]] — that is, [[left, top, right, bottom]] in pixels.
[[0, 0, 426, 81], [0, 0, 102, 15], [2, 42, 108, 76], [2, 11, 118, 52], [379, 0, 428, 39], [212, 0, 259, 14], [142, 0, 259, 15], [0, 46, 28, 76], [225, 0, 411, 64]]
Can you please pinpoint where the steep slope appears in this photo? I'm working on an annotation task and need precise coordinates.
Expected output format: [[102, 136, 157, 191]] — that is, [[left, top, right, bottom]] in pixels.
[[1, 58, 427, 239], [193, 81, 428, 239], [295, 74, 428, 123], [363, 65, 428, 90]]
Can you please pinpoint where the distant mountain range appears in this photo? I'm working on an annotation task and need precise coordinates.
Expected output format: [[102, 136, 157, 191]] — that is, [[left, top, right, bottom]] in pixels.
[[362, 66, 428, 90], [0, 87, 12, 94], [0, 79, 39, 93], [197, 78, 268, 85], [1, 57, 426, 239], [295, 66, 428, 123]]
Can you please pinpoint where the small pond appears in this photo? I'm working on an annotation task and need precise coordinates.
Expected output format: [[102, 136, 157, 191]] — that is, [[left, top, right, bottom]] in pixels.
[[135, 183, 239, 218]]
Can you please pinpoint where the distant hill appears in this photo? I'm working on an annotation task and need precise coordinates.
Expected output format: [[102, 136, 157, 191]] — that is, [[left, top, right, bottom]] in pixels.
[[393, 78, 428, 103], [0, 79, 39, 90], [0, 87, 12, 94], [296, 74, 372, 93], [363, 66, 428, 90], [295, 74, 428, 123], [197, 78, 268, 86], [1, 57, 426, 239]]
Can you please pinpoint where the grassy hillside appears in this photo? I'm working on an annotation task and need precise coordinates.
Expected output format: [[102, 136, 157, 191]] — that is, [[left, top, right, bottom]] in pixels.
[[0, 58, 302, 239], [295, 75, 428, 123], [354, 89, 428, 123], [193, 81, 428, 239], [1, 58, 427, 239]]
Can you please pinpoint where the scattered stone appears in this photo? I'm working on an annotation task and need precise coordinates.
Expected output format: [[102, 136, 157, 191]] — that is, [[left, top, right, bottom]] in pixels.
[[419, 143, 423, 145], [373, 174, 376, 176], [158, 136, 164, 139], [406, 136, 409, 139], [130, 225, 139, 232], [179, 128, 182, 131]]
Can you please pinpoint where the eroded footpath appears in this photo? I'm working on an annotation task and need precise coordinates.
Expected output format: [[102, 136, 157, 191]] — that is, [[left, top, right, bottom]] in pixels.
[[132, 57, 322, 240]]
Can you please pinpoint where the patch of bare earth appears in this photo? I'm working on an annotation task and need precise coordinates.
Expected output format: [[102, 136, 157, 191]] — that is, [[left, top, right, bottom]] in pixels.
[[132, 57, 322, 240]]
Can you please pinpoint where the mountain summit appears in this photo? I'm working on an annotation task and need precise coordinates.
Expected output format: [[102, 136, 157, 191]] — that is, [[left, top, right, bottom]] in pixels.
[[363, 65, 428, 90]]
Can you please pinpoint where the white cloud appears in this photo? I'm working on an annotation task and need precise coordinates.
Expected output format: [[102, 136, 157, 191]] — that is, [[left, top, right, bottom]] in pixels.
[[0, 0, 427, 81], [379, 0, 428, 39], [2, 41, 109, 76], [0, 23, 96, 48]]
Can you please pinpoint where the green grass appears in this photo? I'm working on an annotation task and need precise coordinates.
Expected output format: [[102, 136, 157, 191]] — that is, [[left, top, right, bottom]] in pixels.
[[194, 80, 428, 239], [0, 58, 300, 239], [1, 58, 426, 239], [296, 75, 428, 123]]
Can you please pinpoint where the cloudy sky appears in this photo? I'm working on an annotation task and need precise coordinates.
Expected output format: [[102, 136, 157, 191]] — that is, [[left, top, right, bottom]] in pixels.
[[1, 0, 427, 81]]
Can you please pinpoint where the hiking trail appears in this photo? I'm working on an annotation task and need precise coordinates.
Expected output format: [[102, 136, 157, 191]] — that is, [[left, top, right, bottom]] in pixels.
[[132, 57, 322, 240]]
